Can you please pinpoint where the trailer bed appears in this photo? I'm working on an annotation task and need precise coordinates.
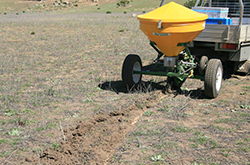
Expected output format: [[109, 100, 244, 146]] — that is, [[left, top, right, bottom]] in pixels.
[[195, 18, 250, 43]]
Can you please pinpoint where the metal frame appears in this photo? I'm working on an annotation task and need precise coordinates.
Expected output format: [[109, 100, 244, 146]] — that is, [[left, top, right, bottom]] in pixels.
[[133, 41, 205, 85]]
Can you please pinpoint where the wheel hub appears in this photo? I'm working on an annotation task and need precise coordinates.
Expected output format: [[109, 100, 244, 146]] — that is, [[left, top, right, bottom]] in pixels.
[[133, 62, 141, 83]]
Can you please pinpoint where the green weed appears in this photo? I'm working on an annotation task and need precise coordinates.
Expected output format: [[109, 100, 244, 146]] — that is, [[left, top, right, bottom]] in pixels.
[[143, 111, 155, 116], [34, 122, 58, 132], [46, 122, 58, 129], [165, 141, 178, 149], [52, 142, 60, 151], [20, 109, 32, 114], [189, 135, 210, 146], [215, 118, 232, 124], [240, 104, 250, 109], [221, 148, 232, 157], [190, 143, 199, 148], [7, 129, 21, 136], [0, 138, 9, 144], [0, 151, 10, 157], [242, 86, 250, 91], [35, 127, 45, 132], [210, 140, 219, 149], [82, 98, 93, 103], [4, 109, 16, 116], [239, 146, 250, 152], [172, 126, 192, 133], [151, 154, 164, 162], [157, 108, 169, 112]]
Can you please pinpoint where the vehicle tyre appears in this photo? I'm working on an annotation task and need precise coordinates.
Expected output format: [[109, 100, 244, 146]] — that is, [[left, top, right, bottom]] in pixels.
[[204, 59, 223, 99], [122, 54, 142, 89], [199, 56, 208, 76]]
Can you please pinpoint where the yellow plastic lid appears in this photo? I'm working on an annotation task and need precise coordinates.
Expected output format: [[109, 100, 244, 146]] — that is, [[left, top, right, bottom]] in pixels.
[[137, 1, 208, 23]]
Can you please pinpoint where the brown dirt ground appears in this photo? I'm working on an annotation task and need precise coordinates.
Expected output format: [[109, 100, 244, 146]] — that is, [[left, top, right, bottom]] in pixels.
[[25, 75, 250, 165]]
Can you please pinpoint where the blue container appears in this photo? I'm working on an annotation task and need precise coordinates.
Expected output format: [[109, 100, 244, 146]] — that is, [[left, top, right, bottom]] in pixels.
[[192, 7, 229, 18], [206, 17, 232, 25]]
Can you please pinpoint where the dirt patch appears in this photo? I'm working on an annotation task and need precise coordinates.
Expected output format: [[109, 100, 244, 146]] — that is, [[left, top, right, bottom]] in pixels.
[[26, 98, 156, 164]]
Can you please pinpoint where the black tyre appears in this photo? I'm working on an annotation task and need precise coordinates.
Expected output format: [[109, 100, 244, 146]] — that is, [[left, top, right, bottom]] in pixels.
[[198, 56, 208, 76], [122, 54, 142, 88], [204, 59, 223, 99]]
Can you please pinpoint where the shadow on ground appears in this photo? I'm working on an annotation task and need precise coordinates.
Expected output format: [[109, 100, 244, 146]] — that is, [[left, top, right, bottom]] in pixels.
[[98, 80, 164, 94], [98, 80, 207, 99]]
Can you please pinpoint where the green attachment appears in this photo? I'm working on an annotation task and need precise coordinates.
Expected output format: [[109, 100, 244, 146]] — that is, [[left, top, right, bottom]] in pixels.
[[150, 41, 164, 61], [134, 70, 190, 79], [177, 41, 195, 78], [138, 41, 203, 89], [177, 42, 191, 57], [173, 62, 186, 87]]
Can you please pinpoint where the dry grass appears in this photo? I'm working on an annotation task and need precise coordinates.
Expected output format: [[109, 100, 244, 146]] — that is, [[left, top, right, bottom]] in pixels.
[[0, 11, 159, 164], [0, 2, 249, 164]]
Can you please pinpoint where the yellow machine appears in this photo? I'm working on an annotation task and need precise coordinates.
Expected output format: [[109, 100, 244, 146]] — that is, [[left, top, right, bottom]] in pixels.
[[122, 1, 224, 99], [137, 2, 207, 57]]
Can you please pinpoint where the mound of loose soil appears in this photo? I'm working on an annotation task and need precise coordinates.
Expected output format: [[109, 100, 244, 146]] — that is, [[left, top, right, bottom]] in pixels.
[[26, 101, 155, 164]]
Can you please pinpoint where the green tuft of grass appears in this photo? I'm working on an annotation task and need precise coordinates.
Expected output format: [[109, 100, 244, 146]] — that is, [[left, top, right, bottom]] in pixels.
[[34, 127, 45, 132], [189, 135, 210, 145], [190, 143, 199, 148], [210, 140, 219, 149], [52, 142, 60, 151], [172, 126, 192, 133], [7, 129, 21, 136], [143, 111, 155, 116], [221, 148, 233, 157], [0, 138, 9, 144], [242, 86, 250, 91], [239, 146, 250, 152], [119, 29, 125, 32], [4, 109, 16, 116], [34, 122, 58, 132], [240, 104, 250, 109], [151, 154, 164, 162], [0, 151, 10, 157], [215, 118, 232, 124]]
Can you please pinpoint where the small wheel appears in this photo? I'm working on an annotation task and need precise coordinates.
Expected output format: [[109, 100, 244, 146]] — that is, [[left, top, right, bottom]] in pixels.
[[204, 59, 223, 99], [199, 56, 208, 76], [122, 54, 142, 88]]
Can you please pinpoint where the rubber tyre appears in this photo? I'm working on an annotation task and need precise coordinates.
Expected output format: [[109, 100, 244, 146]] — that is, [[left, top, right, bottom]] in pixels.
[[204, 59, 223, 99], [198, 56, 208, 76], [122, 54, 142, 88]]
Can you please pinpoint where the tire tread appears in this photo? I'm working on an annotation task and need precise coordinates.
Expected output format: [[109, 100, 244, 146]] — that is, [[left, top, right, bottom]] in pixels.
[[204, 59, 222, 98], [122, 54, 142, 88]]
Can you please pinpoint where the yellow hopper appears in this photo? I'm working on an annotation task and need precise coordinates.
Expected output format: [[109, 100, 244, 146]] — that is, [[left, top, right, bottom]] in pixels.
[[137, 1, 208, 57]]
